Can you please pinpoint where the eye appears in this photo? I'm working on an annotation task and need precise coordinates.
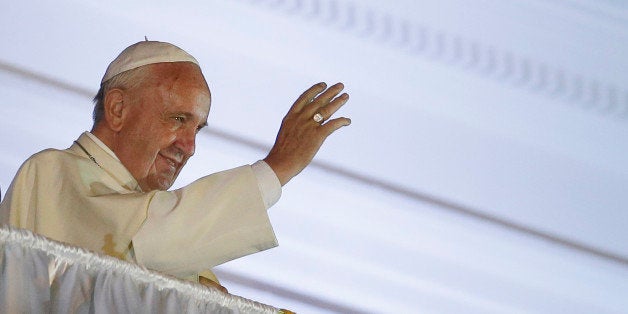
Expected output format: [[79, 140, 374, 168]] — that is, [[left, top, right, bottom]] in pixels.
[[173, 116, 186, 123]]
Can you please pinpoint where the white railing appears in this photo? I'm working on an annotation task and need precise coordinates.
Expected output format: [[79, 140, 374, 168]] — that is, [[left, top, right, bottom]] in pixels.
[[0, 227, 279, 313]]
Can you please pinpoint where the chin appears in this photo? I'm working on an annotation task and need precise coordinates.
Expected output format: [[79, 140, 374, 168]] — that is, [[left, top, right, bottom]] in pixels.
[[142, 175, 175, 191], [151, 169, 179, 191], [156, 179, 174, 191]]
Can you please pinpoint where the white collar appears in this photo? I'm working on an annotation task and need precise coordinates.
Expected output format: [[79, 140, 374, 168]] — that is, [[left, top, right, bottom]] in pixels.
[[85, 131, 120, 161]]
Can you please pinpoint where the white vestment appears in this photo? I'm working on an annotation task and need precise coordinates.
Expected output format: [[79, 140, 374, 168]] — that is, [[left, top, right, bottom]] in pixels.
[[0, 132, 280, 279]]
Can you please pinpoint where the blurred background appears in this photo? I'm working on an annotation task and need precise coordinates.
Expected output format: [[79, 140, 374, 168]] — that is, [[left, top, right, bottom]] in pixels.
[[1, 0, 627, 312]]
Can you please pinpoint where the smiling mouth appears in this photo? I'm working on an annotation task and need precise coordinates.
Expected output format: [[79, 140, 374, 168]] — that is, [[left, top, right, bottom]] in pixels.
[[159, 153, 181, 170]]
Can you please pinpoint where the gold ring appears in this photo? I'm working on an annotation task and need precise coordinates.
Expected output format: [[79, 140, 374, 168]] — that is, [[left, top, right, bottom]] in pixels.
[[313, 112, 324, 123]]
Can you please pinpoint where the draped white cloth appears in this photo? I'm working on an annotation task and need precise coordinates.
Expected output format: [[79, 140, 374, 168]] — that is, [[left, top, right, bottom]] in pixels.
[[0, 227, 279, 313]]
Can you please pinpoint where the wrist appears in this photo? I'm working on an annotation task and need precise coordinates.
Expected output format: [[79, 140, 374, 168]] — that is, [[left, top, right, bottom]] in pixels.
[[263, 156, 292, 186]]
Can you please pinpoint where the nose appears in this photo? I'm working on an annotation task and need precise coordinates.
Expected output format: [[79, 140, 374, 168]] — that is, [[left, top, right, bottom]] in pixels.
[[175, 127, 196, 158]]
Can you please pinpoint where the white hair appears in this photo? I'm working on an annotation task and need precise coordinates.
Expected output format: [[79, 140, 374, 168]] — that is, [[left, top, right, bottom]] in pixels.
[[92, 66, 150, 124]]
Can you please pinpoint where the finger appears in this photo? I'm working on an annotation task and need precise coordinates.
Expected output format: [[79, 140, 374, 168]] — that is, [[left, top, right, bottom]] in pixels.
[[292, 82, 327, 112], [318, 93, 349, 120], [305, 82, 345, 115], [320, 117, 351, 136]]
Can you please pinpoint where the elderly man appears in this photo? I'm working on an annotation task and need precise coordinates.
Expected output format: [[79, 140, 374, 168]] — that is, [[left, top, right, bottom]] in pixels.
[[0, 41, 350, 290]]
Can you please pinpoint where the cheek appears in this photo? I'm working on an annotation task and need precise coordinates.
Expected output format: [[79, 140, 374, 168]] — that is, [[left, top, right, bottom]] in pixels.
[[149, 134, 178, 170], [121, 129, 167, 174], [137, 121, 177, 151]]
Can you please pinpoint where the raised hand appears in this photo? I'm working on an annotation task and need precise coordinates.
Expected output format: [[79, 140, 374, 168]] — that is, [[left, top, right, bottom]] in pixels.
[[264, 82, 351, 185]]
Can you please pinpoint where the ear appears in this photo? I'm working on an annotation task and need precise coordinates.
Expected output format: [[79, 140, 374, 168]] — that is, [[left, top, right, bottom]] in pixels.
[[103, 89, 126, 132]]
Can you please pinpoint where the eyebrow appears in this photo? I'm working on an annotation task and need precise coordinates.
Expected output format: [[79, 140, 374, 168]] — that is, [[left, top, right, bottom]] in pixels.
[[171, 111, 207, 128]]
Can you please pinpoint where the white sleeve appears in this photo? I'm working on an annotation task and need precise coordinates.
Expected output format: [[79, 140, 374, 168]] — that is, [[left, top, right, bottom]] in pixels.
[[251, 160, 282, 209], [132, 165, 278, 278]]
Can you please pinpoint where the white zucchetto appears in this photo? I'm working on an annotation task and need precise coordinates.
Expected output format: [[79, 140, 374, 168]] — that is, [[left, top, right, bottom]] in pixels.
[[101, 41, 199, 84]]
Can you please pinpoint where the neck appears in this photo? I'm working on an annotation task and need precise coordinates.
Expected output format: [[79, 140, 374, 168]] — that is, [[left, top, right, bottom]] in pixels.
[[91, 125, 117, 152]]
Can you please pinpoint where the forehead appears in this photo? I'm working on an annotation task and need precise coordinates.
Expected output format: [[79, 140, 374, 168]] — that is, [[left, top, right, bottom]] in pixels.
[[143, 62, 211, 114], [146, 62, 210, 93]]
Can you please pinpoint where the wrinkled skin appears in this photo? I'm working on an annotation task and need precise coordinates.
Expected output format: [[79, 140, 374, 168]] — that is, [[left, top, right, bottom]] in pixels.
[[92, 63, 351, 293], [94, 63, 351, 190], [264, 82, 351, 185], [93, 62, 211, 191]]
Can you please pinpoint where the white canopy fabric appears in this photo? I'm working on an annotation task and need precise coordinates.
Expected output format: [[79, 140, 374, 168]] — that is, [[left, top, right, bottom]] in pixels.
[[1, 0, 627, 312], [0, 227, 279, 313]]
